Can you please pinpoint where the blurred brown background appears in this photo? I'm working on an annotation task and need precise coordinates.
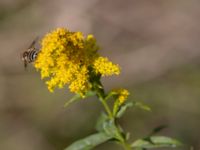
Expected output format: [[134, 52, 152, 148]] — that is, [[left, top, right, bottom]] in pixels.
[[0, 0, 200, 150]]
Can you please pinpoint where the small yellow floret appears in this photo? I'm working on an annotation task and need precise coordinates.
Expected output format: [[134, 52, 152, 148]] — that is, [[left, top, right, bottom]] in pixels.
[[113, 88, 130, 104], [93, 57, 120, 76]]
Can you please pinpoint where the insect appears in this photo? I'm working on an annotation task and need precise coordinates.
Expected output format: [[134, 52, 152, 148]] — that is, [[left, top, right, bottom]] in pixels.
[[21, 37, 39, 68]]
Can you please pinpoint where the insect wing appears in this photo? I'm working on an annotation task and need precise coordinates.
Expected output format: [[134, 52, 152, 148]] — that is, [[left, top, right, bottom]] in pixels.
[[28, 37, 39, 49]]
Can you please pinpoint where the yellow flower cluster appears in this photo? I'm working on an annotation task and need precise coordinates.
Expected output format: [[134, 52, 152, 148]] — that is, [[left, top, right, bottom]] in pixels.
[[113, 88, 130, 104], [34, 28, 120, 95], [93, 57, 120, 76]]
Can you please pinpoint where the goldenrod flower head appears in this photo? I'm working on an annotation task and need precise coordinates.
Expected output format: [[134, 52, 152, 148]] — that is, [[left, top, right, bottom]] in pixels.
[[113, 88, 130, 104], [34, 28, 120, 95]]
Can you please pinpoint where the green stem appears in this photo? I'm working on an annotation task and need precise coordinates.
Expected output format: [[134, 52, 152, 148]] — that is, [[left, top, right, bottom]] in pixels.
[[120, 141, 132, 150], [94, 80, 113, 119], [99, 97, 113, 119], [95, 80, 131, 150], [99, 96, 131, 150]]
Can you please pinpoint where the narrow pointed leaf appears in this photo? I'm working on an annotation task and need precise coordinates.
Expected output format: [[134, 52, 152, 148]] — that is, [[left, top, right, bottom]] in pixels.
[[64, 132, 112, 150], [131, 136, 182, 149], [150, 125, 168, 135], [102, 119, 124, 141], [64, 91, 96, 108], [133, 101, 151, 112], [64, 94, 81, 107], [95, 112, 109, 132], [116, 102, 133, 118]]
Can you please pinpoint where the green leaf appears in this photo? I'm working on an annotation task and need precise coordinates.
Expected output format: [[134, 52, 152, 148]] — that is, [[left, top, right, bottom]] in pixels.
[[64, 94, 81, 108], [64, 132, 112, 150], [116, 102, 133, 118], [64, 91, 96, 108], [102, 119, 124, 141], [131, 136, 182, 149], [95, 113, 109, 132], [96, 114, 123, 141], [114, 101, 151, 118], [102, 119, 117, 136], [133, 101, 151, 112], [150, 125, 167, 135], [95, 113, 125, 141]]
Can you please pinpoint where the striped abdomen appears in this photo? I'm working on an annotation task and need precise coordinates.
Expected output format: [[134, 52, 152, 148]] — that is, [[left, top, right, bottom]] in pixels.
[[22, 47, 39, 68], [27, 48, 38, 62], [23, 48, 39, 63]]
